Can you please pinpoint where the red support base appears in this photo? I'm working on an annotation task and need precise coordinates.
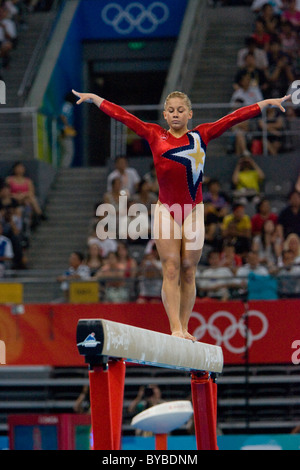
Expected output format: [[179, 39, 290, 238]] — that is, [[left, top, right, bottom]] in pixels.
[[191, 372, 218, 451], [87, 356, 218, 451], [88, 359, 126, 450], [155, 433, 168, 450]]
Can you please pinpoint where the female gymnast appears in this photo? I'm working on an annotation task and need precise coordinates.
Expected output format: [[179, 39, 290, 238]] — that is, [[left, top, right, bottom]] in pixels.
[[72, 88, 290, 340]]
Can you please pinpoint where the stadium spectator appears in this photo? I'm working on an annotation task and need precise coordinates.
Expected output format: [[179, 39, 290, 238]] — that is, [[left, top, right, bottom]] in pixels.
[[87, 209, 118, 257], [257, 106, 285, 155], [282, 232, 300, 263], [277, 190, 300, 238], [116, 241, 138, 279], [251, 218, 282, 268], [102, 177, 126, 232], [281, 0, 300, 28], [237, 36, 269, 70], [137, 244, 162, 303], [128, 384, 162, 415], [251, 198, 279, 235], [203, 179, 230, 251], [57, 251, 90, 302], [131, 179, 157, 215], [231, 70, 264, 106], [73, 385, 90, 414], [107, 156, 140, 197], [103, 176, 122, 211], [230, 73, 264, 157], [0, 181, 30, 268], [85, 242, 102, 277], [0, 219, 13, 276], [233, 52, 269, 97], [251, 18, 272, 50], [221, 202, 252, 256], [0, 3, 16, 68], [232, 156, 265, 199], [94, 251, 129, 303], [197, 250, 234, 301], [0, 181, 28, 260], [1, 205, 25, 269], [143, 163, 159, 195], [87, 232, 117, 259], [5, 161, 44, 225], [0, 181, 19, 212], [130, 179, 157, 241], [265, 37, 295, 97], [128, 384, 163, 436], [279, 20, 299, 59], [277, 249, 300, 297], [259, 3, 281, 35], [219, 241, 243, 274], [235, 249, 273, 298], [203, 178, 230, 220], [251, 0, 283, 15]]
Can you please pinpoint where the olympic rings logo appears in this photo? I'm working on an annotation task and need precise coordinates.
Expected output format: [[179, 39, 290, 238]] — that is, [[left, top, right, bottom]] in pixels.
[[101, 2, 170, 35], [191, 310, 269, 355]]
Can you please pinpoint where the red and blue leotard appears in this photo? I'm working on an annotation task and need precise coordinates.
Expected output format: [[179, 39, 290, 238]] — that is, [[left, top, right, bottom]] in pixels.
[[100, 100, 261, 222]]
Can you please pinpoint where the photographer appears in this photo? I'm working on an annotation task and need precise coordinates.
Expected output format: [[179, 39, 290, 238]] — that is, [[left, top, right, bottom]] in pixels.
[[128, 384, 163, 414], [128, 384, 163, 436]]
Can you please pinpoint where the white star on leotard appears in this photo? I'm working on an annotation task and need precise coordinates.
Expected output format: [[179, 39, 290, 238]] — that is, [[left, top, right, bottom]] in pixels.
[[162, 131, 207, 200]]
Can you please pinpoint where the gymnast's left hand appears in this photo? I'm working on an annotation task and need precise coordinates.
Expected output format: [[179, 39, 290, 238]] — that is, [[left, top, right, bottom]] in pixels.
[[258, 94, 291, 113], [72, 90, 104, 107], [270, 94, 291, 112]]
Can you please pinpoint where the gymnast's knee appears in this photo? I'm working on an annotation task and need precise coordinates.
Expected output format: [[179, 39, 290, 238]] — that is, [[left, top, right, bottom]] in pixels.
[[181, 259, 197, 285], [162, 257, 180, 282]]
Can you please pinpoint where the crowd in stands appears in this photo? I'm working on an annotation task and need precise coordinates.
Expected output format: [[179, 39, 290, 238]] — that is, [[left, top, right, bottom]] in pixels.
[[57, 156, 164, 303], [1, 0, 298, 304], [0, 0, 56, 275], [55, 0, 300, 304], [202, 0, 300, 301], [0, 161, 46, 273], [56, 153, 300, 303], [230, 0, 300, 157], [0, 0, 54, 78]]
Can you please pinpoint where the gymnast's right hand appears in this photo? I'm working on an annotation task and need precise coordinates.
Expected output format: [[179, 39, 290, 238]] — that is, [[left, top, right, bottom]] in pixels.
[[72, 90, 104, 107]]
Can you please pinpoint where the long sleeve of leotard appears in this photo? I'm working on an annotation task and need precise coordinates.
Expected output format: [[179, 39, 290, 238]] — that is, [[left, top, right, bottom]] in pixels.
[[100, 100, 158, 144], [198, 103, 261, 145], [100, 99, 261, 148]]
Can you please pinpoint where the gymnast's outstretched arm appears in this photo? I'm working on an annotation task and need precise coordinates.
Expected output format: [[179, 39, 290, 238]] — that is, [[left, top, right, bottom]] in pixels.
[[198, 94, 291, 145], [72, 90, 156, 142]]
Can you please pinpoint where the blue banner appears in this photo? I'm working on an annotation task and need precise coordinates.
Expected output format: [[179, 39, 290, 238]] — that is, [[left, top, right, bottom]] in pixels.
[[78, 0, 188, 39]]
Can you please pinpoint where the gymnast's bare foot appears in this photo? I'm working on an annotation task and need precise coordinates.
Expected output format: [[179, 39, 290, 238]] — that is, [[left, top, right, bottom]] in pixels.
[[172, 330, 185, 339], [183, 330, 196, 341]]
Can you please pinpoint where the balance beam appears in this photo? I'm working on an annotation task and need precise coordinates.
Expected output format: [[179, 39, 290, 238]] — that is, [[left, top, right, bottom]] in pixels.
[[77, 318, 223, 373], [76, 319, 224, 451]]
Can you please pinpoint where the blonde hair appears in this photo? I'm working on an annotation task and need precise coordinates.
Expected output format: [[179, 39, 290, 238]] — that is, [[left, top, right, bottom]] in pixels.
[[284, 233, 300, 255], [164, 91, 192, 111]]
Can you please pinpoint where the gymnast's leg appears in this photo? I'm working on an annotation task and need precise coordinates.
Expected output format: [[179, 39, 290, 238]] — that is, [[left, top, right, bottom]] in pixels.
[[180, 204, 205, 340], [153, 203, 184, 338]]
